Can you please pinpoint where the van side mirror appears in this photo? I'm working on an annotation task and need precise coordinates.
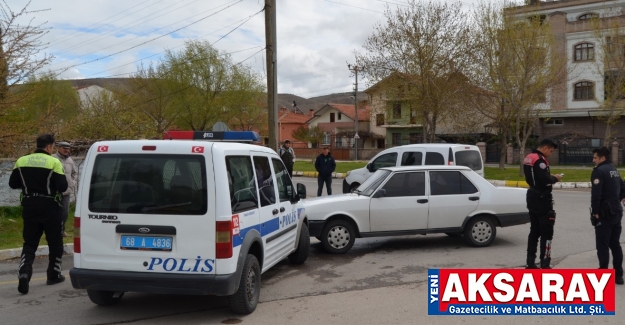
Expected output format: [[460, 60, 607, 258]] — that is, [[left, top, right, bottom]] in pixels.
[[366, 163, 373, 172], [297, 183, 307, 199], [372, 189, 386, 198]]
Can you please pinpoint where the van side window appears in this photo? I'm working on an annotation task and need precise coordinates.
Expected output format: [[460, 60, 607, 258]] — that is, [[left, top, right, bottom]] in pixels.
[[381, 172, 425, 197], [425, 152, 445, 165], [272, 158, 294, 202], [400, 152, 422, 166], [371, 152, 398, 171], [253, 156, 276, 207], [455, 150, 483, 171], [429, 171, 478, 195], [226, 156, 258, 213]]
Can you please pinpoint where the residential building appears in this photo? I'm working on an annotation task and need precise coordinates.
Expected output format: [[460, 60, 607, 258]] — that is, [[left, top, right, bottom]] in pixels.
[[513, 0, 625, 148], [278, 107, 311, 148], [307, 103, 381, 149]]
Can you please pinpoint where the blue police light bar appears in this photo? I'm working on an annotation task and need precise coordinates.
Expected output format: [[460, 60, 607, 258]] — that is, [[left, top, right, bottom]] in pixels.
[[164, 130, 262, 143]]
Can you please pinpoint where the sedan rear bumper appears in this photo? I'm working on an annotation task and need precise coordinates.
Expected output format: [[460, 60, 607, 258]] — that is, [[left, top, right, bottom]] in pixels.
[[496, 212, 530, 227]]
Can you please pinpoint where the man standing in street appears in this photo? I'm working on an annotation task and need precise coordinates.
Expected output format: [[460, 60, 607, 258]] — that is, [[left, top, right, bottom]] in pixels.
[[279, 139, 295, 178], [9, 134, 68, 294], [590, 146, 625, 285], [315, 147, 336, 196], [53, 141, 77, 237], [523, 139, 562, 269]]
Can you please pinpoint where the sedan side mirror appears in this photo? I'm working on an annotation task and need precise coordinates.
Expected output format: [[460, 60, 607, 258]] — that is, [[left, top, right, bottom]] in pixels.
[[297, 183, 307, 199], [372, 189, 386, 198]]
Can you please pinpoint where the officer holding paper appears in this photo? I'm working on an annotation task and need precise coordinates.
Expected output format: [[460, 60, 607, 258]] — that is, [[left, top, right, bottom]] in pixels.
[[590, 146, 625, 285]]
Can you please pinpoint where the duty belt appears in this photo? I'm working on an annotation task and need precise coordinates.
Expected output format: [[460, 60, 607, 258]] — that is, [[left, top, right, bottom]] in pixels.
[[20, 192, 63, 206]]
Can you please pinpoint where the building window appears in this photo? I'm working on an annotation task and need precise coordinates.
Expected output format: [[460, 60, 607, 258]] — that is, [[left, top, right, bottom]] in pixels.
[[574, 43, 594, 61], [376, 113, 385, 126], [545, 119, 563, 126], [574, 81, 594, 100], [330, 113, 335, 123], [322, 132, 330, 145], [393, 103, 401, 119], [392, 133, 401, 146], [338, 113, 342, 121], [578, 13, 599, 21]]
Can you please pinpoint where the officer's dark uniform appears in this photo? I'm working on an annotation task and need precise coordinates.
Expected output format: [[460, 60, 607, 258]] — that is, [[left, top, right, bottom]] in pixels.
[[523, 149, 558, 268], [591, 161, 625, 278], [8, 149, 68, 285], [279, 146, 295, 177]]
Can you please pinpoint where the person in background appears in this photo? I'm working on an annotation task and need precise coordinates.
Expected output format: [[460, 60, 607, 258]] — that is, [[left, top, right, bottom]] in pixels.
[[315, 147, 336, 196], [523, 139, 562, 269], [590, 146, 625, 285], [53, 141, 77, 237], [279, 139, 295, 178], [9, 134, 68, 294]]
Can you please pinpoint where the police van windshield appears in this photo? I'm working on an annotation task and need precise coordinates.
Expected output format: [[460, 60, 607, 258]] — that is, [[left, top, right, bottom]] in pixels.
[[455, 150, 483, 171], [89, 154, 207, 215]]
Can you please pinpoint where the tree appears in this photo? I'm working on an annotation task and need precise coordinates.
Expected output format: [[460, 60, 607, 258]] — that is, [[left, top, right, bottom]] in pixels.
[[590, 16, 625, 145], [356, 0, 474, 143], [292, 125, 323, 148], [469, 1, 568, 174], [0, 1, 54, 147], [225, 65, 267, 133]]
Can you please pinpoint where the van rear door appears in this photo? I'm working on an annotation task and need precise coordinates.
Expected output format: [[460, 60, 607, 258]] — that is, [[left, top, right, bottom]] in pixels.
[[453, 147, 484, 177], [79, 144, 215, 275]]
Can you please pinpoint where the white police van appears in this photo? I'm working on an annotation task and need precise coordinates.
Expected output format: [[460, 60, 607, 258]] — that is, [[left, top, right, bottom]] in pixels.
[[343, 144, 484, 193], [69, 131, 310, 314]]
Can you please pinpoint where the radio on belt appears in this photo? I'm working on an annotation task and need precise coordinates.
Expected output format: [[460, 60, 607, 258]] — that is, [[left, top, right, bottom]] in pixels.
[[163, 130, 261, 143]]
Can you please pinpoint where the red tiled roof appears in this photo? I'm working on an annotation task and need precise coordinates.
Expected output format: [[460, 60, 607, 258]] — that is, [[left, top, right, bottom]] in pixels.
[[328, 103, 370, 122], [279, 111, 311, 124]]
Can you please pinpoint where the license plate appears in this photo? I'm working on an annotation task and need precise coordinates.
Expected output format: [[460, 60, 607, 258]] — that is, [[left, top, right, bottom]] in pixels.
[[120, 235, 173, 251]]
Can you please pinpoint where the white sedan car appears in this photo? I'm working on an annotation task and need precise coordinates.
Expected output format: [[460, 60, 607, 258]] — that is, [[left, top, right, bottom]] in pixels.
[[305, 166, 529, 254]]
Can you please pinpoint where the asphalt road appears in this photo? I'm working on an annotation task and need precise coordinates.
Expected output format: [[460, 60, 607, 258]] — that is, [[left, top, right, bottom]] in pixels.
[[1, 183, 623, 325]]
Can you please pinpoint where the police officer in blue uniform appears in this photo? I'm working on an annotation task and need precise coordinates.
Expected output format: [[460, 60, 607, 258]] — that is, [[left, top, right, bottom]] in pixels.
[[523, 139, 562, 269], [9, 134, 68, 294], [590, 146, 625, 285]]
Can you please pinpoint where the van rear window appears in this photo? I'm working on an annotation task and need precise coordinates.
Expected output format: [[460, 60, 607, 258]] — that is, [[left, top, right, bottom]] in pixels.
[[455, 150, 483, 171], [89, 154, 207, 215]]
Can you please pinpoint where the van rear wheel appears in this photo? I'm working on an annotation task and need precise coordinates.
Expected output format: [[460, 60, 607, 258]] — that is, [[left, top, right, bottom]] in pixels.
[[87, 290, 124, 306], [229, 254, 261, 314]]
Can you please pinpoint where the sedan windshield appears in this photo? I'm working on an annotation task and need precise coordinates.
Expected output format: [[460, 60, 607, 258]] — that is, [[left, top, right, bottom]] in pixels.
[[356, 170, 391, 196]]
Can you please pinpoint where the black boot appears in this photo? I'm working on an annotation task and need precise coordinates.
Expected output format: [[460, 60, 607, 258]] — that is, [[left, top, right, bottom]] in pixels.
[[526, 255, 538, 269], [541, 257, 552, 269], [17, 274, 29, 294]]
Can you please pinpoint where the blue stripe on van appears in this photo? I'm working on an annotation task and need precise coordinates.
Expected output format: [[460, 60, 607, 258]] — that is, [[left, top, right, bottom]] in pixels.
[[232, 216, 281, 248]]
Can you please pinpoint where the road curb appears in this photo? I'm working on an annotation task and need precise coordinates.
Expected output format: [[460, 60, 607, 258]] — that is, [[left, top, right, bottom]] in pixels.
[[0, 244, 74, 261]]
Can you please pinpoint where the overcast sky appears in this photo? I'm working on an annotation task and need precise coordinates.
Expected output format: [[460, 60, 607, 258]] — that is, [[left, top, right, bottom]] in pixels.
[[8, 0, 483, 98]]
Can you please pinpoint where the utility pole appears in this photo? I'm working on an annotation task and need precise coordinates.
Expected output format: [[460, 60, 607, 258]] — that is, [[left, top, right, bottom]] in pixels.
[[348, 63, 363, 161], [265, 0, 278, 151]]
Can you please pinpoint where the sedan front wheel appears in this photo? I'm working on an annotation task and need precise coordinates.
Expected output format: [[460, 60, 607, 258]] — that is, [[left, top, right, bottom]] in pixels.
[[463, 216, 496, 247], [320, 219, 356, 254]]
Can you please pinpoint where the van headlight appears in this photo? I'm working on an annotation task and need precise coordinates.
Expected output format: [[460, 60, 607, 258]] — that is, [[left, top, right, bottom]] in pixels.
[[346, 170, 351, 177]]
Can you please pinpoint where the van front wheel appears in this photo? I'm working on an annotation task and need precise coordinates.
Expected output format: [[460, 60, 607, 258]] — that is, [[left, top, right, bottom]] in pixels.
[[288, 224, 310, 264], [87, 290, 124, 306], [229, 254, 261, 314]]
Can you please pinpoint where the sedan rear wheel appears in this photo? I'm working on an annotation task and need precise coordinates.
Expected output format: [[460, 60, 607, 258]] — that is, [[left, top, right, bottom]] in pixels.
[[463, 216, 496, 247], [320, 219, 356, 254]]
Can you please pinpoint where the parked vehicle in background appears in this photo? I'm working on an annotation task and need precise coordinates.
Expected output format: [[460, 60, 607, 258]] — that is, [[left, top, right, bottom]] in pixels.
[[343, 144, 484, 193], [310, 166, 528, 254]]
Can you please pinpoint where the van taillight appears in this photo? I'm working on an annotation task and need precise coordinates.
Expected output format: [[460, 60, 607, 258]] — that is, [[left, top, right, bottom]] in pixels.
[[448, 161, 454, 165], [216, 221, 232, 259], [74, 217, 81, 253]]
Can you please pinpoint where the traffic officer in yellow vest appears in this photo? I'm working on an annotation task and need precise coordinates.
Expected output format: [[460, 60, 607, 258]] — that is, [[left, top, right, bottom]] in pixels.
[[9, 134, 68, 294]]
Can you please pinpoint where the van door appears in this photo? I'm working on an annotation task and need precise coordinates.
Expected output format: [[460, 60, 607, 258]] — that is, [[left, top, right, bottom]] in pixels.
[[251, 153, 282, 269], [368, 151, 399, 175], [270, 158, 299, 260], [398, 149, 425, 166], [453, 147, 484, 177], [427, 170, 480, 229]]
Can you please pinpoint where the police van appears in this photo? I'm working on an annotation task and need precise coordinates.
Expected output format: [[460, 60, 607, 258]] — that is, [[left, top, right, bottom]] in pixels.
[[69, 131, 310, 314], [343, 144, 484, 193]]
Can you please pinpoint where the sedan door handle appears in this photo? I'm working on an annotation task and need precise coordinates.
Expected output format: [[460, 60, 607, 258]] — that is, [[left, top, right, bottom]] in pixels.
[[417, 199, 428, 204], [469, 196, 479, 201], [280, 207, 285, 212], [272, 209, 279, 215]]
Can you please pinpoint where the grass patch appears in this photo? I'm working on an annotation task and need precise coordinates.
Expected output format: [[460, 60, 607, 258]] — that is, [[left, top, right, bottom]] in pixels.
[[0, 204, 75, 250], [294, 161, 366, 174]]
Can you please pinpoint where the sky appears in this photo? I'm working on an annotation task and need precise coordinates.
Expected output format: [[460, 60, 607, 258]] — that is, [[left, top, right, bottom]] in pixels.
[[6, 0, 483, 99]]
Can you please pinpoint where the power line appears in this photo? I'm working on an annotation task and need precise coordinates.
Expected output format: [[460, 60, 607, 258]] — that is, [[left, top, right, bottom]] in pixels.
[[323, 0, 383, 14], [48, 0, 158, 47], [49, 1, 244, 77]]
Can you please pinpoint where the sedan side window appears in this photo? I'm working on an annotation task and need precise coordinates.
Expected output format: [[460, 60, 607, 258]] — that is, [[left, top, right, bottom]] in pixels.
[[430, 171, 479, 195], [371, 152, 398, 171], [381, 172, 426, 197]]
